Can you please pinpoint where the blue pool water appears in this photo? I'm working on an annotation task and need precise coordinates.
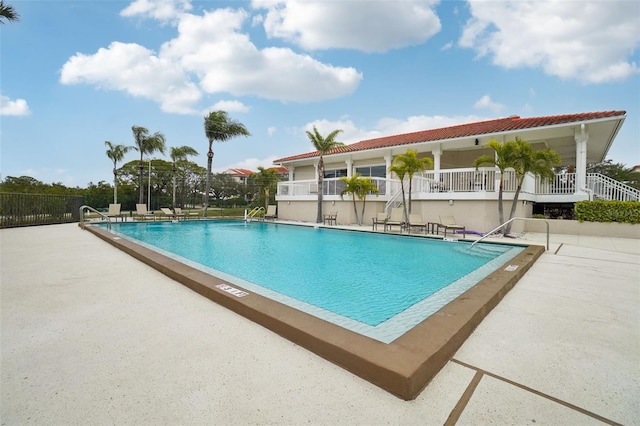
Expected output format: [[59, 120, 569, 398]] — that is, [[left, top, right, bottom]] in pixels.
[[104, 220, 523, 343]]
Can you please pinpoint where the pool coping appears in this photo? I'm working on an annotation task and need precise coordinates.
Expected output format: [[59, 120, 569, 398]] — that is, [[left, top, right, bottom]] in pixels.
[[85, 223, 545, 400]]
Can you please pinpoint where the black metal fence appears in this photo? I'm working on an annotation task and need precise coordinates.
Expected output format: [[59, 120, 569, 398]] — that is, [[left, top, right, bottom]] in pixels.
[[0, 193, 84, 228]]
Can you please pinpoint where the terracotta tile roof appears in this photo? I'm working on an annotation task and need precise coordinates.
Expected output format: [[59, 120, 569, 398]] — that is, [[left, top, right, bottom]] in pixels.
[[224, 168, 254, 176], [274, 110, 626, 163], [267, 166, 288, 174]]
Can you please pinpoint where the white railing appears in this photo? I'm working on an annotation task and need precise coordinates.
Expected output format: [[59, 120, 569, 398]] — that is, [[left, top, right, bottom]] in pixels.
[[278, 177, 389, 197], [278, 169, 639, 201], [587, 173, 640, 201]]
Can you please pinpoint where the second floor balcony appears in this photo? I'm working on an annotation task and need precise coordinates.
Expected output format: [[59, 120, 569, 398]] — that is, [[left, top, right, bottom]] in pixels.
[[277, 167, 639, 203]]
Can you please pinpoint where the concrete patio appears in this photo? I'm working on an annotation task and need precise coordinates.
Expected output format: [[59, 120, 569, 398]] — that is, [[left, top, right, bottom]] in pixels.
[[1, 223, 638, 425]]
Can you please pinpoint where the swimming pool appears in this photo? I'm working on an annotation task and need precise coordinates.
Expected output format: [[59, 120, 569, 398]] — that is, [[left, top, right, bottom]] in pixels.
[[87, 219, 543, 399], [104, 220, 523, 343]]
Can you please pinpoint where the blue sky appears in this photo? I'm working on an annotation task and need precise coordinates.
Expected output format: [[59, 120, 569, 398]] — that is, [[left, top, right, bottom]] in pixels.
[[1, 0, 639, 187]]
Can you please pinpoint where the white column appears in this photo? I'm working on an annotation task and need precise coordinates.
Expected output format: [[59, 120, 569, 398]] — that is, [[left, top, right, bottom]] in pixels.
[[383, 153, 391, 179], [346, 158, 353, 177], [432, 145, 441, 181], [288, 166, 294, 182], [575, 124, 589, 194]]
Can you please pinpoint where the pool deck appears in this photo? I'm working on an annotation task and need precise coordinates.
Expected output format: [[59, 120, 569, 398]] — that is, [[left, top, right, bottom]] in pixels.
[[1, 223, 639, 425]]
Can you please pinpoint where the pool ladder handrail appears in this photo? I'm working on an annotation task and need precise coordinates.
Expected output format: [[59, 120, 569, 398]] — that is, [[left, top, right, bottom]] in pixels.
[[79, 205, 112, 230], [245, 206, 265, 222], [470, 217, 549, 251]]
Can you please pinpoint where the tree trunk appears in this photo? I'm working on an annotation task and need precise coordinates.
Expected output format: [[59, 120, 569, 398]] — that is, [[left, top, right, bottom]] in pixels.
[[205, 150, 213, 215], [316, 157, 324, 223], [351, 194, 359, 225], [138, 160, 144, 204], [497, 175, 505, 232], [360, 196, 367, 226], [505, 179, 524, 234], [401, 179, 408, 225], [113, 168, 118, 204]]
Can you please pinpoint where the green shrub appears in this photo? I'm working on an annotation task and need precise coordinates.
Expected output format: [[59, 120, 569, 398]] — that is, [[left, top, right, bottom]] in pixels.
[[574, 200, 640, 224]]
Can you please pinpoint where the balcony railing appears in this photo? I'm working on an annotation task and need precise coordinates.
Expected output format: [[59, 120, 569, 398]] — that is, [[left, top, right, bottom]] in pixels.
[[277, 169, 639, 201]]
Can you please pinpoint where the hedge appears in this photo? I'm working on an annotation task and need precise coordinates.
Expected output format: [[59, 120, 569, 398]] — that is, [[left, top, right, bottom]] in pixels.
[[574, 200, 640, 224]]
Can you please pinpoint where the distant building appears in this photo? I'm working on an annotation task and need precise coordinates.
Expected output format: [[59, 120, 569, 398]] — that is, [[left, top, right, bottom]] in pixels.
[[222, 168, 254, 185]]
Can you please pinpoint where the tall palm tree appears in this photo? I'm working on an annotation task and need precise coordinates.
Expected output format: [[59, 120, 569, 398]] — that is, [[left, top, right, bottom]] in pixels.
[[105, 141, 132, 204], [305, 126, 344, 223], [473, 139, 519, 228], [505, 138, 561, 233], [203, 110, 250, 214], [131, 125, 166, 205], [0, 1, 19, 24], [170, 145, 199, 209], [252, 166, 279, 209], [339, 173, 379, 225], [389, 149, 433, 222]]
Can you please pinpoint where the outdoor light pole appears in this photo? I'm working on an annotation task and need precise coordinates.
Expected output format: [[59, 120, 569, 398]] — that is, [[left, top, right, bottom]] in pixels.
[[147, 159, 151, 210]]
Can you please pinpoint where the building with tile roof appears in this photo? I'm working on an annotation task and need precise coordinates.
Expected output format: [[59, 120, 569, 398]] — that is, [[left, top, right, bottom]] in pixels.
[[272, 111, 638, 231]]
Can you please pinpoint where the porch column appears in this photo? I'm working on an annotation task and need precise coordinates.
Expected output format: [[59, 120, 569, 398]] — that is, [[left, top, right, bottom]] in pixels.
[[385, 153, 392, 179], [575, 124, 589, 195], [345, 158, 353, 177], [288, 166, 294, 182], [432, 145, 442, 181]]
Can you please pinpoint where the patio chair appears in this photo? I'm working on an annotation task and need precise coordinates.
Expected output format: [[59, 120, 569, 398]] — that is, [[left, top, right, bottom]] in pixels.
[[408, 214, 427, 234], [106, 203, 124, 222], [264, 205, 277, 220], [134, 204, 156, 221], [175, 208, 198, 220], [372, 212, 388, 230], [323, 210, 338, 226], [438, 215, 466, 238], [384, 207, 405, 232], [160, 208, 185, 221]]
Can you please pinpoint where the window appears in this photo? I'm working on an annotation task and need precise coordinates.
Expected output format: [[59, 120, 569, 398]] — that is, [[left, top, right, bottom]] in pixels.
[[356, 165, 386, 178], [324, 168, 348, 178]]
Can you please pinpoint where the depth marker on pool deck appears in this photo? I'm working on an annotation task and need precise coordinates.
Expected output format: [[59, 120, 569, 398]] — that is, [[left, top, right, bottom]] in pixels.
[[216, 284, 249, 298]]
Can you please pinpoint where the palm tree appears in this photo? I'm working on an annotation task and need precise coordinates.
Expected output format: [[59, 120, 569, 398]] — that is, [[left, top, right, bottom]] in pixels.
[[473, 139, 519, 228], [252, 166, 280, 209], [505, 138, 561, 233], [0, 1, 19, 24], [339, 173, 379, 225], [170, 146, 199, 209], [389, 149, 433, 222], [131, 125, 166, 205], [105, 141, 133, 204], [203, 111, 251, 215], [305, 126, 344, 223]]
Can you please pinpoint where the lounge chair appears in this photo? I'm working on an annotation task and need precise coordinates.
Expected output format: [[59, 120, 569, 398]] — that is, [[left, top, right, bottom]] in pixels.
[[372, 212, 387, 230], [106, 203, 124, 222], [134, 204, 155, 221], [264, 205, 277, 220], [384, 207, 405, 232], [175, 208, 198, 220], [408, 214, 427, 234], [160, 208, 185, 221], [438, 215, 466, 238], [323, 210, 337, 226]]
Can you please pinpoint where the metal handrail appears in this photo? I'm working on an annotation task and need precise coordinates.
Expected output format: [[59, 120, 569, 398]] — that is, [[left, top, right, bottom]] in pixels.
[[470, 217, 549, 250], [244, 206, 265, 221], [79, 205, 111, 230]]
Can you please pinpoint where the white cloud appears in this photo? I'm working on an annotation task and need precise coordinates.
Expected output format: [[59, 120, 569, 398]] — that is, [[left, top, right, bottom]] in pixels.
[[215, 155, 280, 173], [120, 0, 192, 23], [203, 100, 251, 114], [60, 6, 362, 113], [303, 114, 490, 146], [0, 95, 31, 116], [267, 126, 277, 136], [473, 94, 504, 113], [459, 0, 640, 83], [253, 0, 441, 52], [60, 42, 202, 114]]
